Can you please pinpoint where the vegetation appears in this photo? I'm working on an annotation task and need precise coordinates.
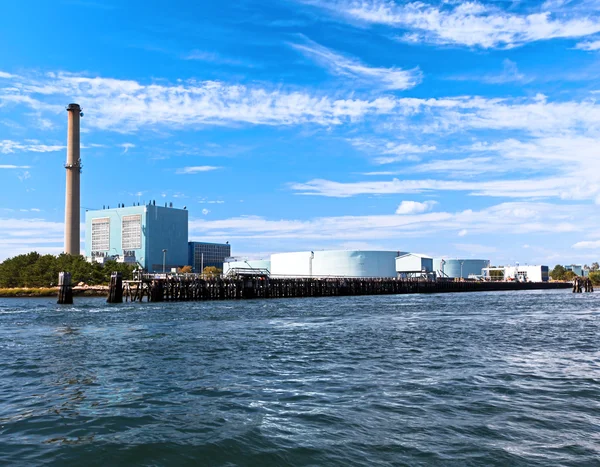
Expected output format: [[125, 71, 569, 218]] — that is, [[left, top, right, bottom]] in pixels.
[[0, 252, 136, 288], [178, 265, 193, 274], [202, 266, 222, 277], [550, 264, 599, 283], [0, 287, 58, 297], [590, 271, 600, 285]]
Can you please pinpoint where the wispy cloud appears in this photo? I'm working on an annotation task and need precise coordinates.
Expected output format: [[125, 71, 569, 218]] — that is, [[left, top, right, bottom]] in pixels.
[[119, 143, 135, 153], [448, 59, 531, 84], [290, 176, 572, 198], [176, 166, 222, 174], [0, 165, 31, 169], [575, 39, 600, 50], [0, 139, 64, 154], [306, 0, 600, 48], [181, 50, 254, 67], [0, 70, 398, 132], [348, 137, 436, 164], [188, 201, 591, 242], [291, 39, 421, 90], [0, 217, 65, 261]]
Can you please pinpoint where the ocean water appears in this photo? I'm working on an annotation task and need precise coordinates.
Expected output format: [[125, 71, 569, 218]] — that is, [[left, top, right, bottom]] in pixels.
[[0, 290, 599, 466]]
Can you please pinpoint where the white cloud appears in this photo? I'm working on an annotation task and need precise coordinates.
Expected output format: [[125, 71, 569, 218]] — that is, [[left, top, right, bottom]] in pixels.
[[575, 39, 600, 50], [0, 165, 31, 169], [18, 171, 31, 182], [349, 137, 436, 164], [188, 202, 593, 243], [458, 229, 468, 237], [119, 143, 135, 153], [396, 200, 437, 214], [291, 39, 421, 90], [291, 176, 570, 198], [182, 50, 254, 67], [176, 166, 221, 174], [0, 217, 65, 261], [0, 70, 399, 132], [411, 157, 507, 176], [310, 0, 600, 48], [0, 139, 64, 154], [448, 59, 531, 84], [202, 208, 210, 215], [572, 240, 600, 249]]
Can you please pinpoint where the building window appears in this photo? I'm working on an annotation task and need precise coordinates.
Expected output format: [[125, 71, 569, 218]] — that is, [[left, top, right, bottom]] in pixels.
[[91, 218, 110, 251], [122, 215, 142, 249]]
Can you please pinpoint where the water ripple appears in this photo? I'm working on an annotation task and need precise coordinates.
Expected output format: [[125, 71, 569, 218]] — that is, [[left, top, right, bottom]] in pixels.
[[0, 290, 599, 465]]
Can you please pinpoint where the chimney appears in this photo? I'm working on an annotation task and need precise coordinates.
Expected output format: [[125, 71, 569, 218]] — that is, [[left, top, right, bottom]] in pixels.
[[64, 103, 82, 255]]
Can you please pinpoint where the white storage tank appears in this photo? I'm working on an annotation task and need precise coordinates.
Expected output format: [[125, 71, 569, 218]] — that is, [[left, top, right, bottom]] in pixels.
[[270, 250, 406, 278]]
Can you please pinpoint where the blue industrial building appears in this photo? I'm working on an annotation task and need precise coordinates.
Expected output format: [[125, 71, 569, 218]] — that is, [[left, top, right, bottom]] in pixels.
[[188, 241, 231, 272], [85, 203, 188, 272]]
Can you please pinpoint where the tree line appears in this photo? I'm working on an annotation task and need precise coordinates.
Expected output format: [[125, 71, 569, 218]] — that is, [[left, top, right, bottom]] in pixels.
[[0, 252, 136, 288], [550, 263, 600, 284]]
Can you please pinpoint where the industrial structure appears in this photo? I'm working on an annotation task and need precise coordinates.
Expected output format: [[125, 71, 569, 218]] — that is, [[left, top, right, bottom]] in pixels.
[[188, 241, 231, 272], [85, 203, 188, 272], [223, 259, 271, 276], [434, 258, 490, 279], [269, 250, 406, 278], [64, 103, 82, 255], [395, 253, 434, 278], [565, 265, 585, 277], [483, 265, 549, 282]]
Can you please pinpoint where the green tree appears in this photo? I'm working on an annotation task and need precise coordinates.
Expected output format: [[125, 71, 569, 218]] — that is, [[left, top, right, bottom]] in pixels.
[[564, 270, 577, 281], [589, 271, 600, 285], [591, 262, 599, 272], [550, 265, 567, 281], [0, 252, 136, 287]]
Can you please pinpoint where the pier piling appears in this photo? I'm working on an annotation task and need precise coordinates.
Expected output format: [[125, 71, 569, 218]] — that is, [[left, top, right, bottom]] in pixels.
[[57, 272, 73, 304], [107, 272, 123, 303], [111, 275, 572, 303]]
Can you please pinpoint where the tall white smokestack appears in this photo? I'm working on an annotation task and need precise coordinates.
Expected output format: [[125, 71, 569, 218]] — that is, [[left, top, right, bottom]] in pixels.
[[64, 103, 82, 255]]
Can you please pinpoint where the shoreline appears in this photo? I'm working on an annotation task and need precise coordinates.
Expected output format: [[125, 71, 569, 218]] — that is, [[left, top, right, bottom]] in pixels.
[[0, 286, 108, 298]]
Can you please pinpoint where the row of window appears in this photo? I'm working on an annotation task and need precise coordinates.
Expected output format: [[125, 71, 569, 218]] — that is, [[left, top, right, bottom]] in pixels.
[[91, 215, 142, 251]]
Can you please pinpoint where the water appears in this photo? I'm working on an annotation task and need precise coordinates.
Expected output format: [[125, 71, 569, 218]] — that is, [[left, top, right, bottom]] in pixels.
[[0, 290, 599, 466]]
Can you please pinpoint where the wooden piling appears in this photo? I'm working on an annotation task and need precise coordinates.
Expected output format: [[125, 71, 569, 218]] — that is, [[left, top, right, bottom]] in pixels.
[[106, 274, 572, 303], [107, 272, 123, 303], [57, 272, 73, 304]]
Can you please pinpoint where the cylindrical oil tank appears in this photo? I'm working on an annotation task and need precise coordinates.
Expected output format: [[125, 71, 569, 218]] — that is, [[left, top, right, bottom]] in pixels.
[[433, 258, 490, 279], [270, 250, 406, 278]]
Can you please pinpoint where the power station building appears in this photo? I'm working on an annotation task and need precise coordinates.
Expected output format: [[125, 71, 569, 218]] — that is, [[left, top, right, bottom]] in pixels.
[[188, 241, 231, 272], [85, 203, 188, 272]]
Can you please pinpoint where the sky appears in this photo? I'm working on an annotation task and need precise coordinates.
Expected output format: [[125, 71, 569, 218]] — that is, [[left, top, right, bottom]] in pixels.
[[1, 0, 600, 266]]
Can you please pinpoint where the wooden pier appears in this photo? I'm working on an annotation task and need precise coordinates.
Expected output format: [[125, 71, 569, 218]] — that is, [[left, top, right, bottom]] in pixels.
[[108, 274, 573, 303]]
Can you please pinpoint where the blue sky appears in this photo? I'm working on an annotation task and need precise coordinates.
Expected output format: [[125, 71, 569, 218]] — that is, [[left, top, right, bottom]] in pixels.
[[2, 0, 600, 265]]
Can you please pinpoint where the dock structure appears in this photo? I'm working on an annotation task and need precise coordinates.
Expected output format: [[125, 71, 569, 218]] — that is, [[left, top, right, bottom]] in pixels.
[[111, 274, 572, 303]]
